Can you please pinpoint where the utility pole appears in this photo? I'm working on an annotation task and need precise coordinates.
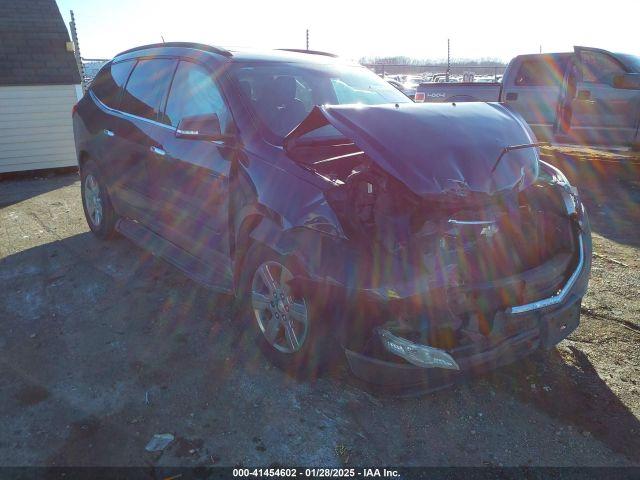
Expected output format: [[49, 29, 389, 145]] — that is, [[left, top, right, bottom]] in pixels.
[[69, 10, 86, 92], [446, 38, 450, 82], [306, 29, 309, 51]]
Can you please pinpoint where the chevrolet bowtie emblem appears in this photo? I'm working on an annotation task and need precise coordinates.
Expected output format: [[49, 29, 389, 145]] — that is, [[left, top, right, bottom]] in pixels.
[[480, 223, 499, 238]]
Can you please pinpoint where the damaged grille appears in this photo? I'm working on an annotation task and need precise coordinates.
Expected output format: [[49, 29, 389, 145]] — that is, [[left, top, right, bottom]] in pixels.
[[418, 199, 575, 286], [377, 181, 578, 349]]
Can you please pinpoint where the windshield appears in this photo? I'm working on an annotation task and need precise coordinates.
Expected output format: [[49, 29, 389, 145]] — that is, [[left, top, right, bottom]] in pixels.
[[230, 63, 411, 139], [617, 53, 640, 73]]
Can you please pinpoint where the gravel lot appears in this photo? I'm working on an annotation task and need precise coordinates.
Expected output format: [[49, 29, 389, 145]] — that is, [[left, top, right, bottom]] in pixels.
[[0, 150, 639, 467]]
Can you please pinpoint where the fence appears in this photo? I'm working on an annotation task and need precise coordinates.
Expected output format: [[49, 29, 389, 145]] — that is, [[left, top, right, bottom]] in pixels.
[[363, 63, 506, 81], [79, 58, 109, 89]]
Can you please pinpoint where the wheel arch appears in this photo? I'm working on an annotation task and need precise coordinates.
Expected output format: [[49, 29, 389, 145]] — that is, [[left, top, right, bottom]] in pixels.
[[231, 203, 286, 291], [231, 204, 327, 293]]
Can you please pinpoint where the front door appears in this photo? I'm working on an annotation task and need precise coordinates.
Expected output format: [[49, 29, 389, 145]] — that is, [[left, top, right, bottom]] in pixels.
[[558, 47, 640, 146], [147, 59, 234, 286], [503, 54, 569, 142]]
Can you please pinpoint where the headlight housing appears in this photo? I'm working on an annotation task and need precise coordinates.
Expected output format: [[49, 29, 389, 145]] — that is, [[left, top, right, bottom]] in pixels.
[[378, 329, 460, 370], [539, 160, 580, 217]]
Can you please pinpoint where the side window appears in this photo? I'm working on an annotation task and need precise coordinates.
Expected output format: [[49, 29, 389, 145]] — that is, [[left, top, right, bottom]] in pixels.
[[120, 59, 176, 121], [91, 61, 134, 108], [164, 61, 232, 132], [514, 58, 566, 87], [580, 51, 626, 84], [331, 78, 381, 104]]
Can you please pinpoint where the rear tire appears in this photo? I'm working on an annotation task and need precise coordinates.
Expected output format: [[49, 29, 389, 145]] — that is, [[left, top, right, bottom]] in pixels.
[[80, 160, 117, 239], [236, 243, 337, 380]]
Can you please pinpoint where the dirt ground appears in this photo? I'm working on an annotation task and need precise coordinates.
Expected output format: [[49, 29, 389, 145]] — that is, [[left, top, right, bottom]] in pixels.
[[0, 150, 639, 467]]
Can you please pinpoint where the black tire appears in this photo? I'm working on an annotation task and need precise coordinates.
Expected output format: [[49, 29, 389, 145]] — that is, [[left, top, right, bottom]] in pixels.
[[80, 159, 118, 239], [236, 243, 338, 380]]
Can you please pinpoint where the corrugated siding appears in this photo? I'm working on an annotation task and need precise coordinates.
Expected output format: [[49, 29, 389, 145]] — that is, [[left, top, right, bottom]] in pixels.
[[0, 84, 79, 173]]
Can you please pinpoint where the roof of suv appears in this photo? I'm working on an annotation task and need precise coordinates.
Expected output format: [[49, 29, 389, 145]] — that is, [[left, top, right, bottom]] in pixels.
[[114, 42, 345, 65]]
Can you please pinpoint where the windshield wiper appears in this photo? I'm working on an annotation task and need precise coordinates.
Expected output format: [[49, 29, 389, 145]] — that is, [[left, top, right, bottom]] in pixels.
[[490, 142, 549, 173]]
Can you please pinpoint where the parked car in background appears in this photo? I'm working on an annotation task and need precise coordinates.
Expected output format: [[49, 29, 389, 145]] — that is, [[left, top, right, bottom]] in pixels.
[[416, 47, 640, 149], [386, 76, 419, 99], [401, 75, 422, 98], [475, 75, 500, 83], [73, 43, 591, 392], [386, 78, 410, 97]]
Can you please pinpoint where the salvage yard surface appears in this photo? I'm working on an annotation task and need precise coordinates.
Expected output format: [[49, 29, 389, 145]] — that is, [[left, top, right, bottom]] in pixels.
[[1, 151, 639, 467]]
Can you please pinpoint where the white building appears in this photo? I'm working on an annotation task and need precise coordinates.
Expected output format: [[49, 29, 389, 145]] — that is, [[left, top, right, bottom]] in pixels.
[[0, 0, 82, 173]]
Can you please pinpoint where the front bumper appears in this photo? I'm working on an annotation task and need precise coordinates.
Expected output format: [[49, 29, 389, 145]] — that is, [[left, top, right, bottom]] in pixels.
[[345, 297, 581, 394], [344, 228, 591, 394]]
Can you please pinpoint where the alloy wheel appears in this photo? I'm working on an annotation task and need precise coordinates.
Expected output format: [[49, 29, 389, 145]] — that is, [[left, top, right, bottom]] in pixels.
[[251, 261, 309, 353], [84, 174, 103, 227]]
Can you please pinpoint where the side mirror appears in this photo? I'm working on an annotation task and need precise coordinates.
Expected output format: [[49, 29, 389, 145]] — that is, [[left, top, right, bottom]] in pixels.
[[612, 73, 640, 90], [176, 113, 226, 141]]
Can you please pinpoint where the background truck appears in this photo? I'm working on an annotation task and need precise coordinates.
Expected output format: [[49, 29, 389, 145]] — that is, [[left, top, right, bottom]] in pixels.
[[415, 47, 640, 149]]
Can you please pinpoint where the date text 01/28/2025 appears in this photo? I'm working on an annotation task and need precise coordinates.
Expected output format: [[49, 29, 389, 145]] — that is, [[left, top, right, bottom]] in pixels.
[[232, 468, 401, 477]]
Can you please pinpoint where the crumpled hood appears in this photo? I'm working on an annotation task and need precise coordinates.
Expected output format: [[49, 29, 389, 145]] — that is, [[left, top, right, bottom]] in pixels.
[[285, 102, 539, 196]]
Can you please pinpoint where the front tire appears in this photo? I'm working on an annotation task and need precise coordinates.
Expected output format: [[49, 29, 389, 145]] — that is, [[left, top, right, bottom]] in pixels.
[[80, 160, 117, 239], [237, 244, 336, 379]]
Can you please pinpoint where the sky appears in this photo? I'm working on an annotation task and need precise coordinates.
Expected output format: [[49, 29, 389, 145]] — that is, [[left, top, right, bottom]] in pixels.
[[57, 0, 639, 62]]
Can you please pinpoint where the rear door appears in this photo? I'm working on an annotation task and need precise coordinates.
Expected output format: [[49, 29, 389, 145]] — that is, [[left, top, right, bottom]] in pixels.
[[88, 60, 135, 213], [114, 58, 177, 223], [502, 55, 568, 142], [147, 59, 235, 284], [562, 47, 640, 146]]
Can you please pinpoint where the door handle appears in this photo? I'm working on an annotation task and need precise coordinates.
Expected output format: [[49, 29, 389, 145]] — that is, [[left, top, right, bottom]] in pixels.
[[505, 92, 518, 101], [577, 90, 591, 100], [103, 129, 115, 137], [150, 146, 166, 156]]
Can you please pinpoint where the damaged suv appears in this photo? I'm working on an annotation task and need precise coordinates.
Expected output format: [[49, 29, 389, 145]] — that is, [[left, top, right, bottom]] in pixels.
[[73, 43, 591, 391]]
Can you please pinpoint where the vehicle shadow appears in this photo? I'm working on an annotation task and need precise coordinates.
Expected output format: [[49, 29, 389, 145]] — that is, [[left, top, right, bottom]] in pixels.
[[484, 345, 640, 463], [541, 149, 640, 248], [0, 170, 78, 208]]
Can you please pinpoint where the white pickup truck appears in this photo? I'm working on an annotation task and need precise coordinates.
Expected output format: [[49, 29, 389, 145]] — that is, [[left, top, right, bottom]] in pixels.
[[415, 47, 640, 149]]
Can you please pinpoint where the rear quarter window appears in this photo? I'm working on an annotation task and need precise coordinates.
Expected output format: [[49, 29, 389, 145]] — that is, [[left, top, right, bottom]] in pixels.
[[514, 57, 568, 87], [91, 61, 135, 108]]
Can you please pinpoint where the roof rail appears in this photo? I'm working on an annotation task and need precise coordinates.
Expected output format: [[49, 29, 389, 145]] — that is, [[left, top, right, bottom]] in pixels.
[[277, 48, 339, 58], [115, 42, 232, 58]]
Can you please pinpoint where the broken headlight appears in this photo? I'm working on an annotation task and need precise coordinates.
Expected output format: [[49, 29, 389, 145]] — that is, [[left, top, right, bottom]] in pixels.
[[540, 161, 581, 217], [378, 328, 460, 370]]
